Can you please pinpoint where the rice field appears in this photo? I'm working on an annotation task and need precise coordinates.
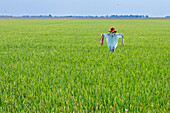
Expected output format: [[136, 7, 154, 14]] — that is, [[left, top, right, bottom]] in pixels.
[[0, 19, 169, 112]]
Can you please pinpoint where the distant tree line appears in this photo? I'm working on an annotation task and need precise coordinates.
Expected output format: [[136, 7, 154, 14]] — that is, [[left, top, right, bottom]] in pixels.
[[109, 15, 149, 18], [165, 16, 170, 18], [0, 15, 13, 17], [53, 15, 149, 18], [0, 14, 170, 18]]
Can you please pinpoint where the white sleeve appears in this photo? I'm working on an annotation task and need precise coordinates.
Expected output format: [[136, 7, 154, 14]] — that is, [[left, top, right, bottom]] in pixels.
[[116, 34, 123, 39], [103, 34, 109, 38]]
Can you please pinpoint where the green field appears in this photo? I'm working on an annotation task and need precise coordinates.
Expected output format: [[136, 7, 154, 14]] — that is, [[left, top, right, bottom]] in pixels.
[[0, 19, 169, 112]]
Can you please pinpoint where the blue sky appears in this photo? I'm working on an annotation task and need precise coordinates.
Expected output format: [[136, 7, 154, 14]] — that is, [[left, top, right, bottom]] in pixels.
[[0, 0, 170, 17]]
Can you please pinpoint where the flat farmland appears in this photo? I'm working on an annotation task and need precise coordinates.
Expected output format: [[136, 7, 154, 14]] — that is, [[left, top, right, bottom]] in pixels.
[[0, 19, 169, 112]]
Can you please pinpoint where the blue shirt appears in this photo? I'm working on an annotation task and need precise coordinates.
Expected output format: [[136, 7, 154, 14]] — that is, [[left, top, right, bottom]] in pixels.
[[104, 33, 122, 50]]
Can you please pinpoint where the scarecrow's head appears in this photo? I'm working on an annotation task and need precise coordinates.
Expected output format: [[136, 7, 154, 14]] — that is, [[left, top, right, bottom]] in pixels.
[[109, 27, 117, 37]]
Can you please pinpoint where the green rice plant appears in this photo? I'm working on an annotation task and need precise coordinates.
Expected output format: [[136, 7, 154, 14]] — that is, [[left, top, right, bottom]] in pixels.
[[0, 19, 169, 112]]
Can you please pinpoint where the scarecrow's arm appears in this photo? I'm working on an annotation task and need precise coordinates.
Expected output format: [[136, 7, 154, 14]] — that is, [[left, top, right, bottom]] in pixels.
[[122, 34, 125, 46], [100, 34, 104, 46], [117, 34, 125, 46]]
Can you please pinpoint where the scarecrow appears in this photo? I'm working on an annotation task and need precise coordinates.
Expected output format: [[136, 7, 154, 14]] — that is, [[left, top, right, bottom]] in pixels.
[[100, 27, 125, 52]]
